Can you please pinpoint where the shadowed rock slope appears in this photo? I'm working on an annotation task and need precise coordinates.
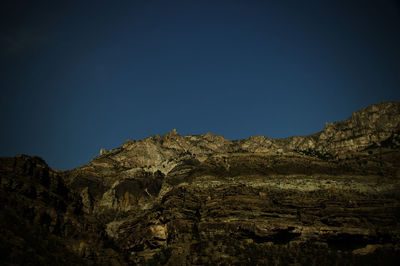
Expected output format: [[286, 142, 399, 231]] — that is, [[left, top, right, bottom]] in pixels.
[[1, 101, 400, 265]]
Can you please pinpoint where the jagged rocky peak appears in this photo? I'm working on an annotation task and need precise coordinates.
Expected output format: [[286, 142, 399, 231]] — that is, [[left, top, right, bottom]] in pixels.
[[165, 128, 179, 137], [316, 101, 400, 153], [99, 148, 107, 155], [239, 101, 400, 155]]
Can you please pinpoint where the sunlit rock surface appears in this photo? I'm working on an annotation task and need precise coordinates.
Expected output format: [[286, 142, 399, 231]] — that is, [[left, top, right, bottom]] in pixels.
[[1, 101, 400, 265]]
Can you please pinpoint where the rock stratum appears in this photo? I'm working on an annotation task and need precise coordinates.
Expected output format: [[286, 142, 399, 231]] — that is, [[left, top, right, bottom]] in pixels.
[[1, 101, 400, 265]]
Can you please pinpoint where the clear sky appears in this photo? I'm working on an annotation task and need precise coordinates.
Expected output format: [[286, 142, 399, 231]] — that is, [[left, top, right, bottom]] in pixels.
[[1, 0, 399, 170]]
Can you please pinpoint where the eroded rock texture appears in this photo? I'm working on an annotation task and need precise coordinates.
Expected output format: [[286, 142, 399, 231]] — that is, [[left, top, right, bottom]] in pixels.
[[1, 101, 400, 265]]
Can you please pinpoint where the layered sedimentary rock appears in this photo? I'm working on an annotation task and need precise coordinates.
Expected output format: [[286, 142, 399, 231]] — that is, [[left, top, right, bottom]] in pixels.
[[1, 101, 400, 265]]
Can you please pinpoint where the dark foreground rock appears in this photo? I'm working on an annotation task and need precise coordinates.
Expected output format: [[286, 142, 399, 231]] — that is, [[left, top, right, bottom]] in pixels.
[[1, 101, 400, 265]]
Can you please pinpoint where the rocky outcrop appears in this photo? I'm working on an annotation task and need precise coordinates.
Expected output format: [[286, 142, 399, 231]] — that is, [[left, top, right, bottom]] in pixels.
[[0, 155, 126, 265], [238, 101, 400, 155], [1, 101, 400, 265]]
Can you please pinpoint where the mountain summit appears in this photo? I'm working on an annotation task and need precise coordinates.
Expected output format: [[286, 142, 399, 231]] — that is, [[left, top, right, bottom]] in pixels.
[[1, 101, 400, 265]]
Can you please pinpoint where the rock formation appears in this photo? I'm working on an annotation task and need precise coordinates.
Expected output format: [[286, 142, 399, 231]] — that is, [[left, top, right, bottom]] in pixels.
[[1, 101, 400, 265]]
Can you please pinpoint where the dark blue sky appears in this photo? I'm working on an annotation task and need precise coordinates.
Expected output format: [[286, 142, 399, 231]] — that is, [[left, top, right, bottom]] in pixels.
[[1, 0, 399, 170]]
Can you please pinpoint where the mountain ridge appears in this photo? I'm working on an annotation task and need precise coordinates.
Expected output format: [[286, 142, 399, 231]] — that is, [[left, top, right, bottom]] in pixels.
[[1, 101, 400, 265], [88, 101, 400, 173]]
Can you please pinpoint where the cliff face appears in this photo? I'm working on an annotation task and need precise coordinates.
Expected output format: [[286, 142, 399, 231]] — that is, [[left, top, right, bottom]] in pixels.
[[1, 101, 400, 265]]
